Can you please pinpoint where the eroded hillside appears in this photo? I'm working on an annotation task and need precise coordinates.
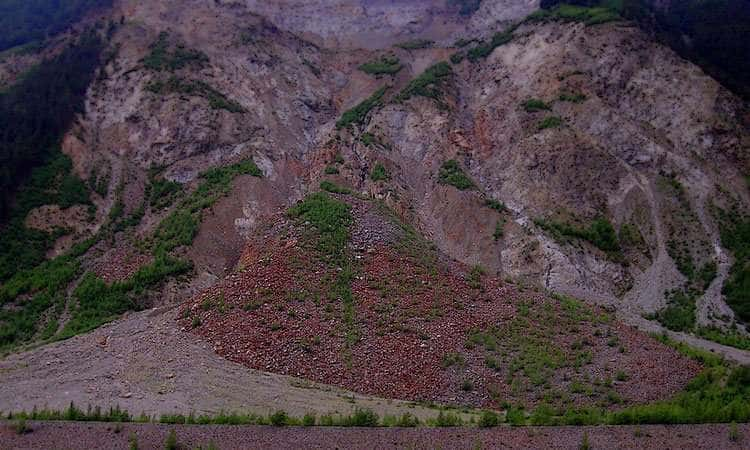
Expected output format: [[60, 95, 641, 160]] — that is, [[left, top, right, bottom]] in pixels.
[[1, 0, 750, 425]]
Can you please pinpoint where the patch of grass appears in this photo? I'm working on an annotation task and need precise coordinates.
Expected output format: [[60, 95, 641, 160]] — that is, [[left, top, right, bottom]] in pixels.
[[450, 52, 465, 64], [696, 326, 750, 351], [478, 410, 500, 428], [141, 32, 208, 72], [336, 87, 387, 129], [494, 220, 506, 241], [527, 4, 621, 26], [324, 165, 340, 175], [359, 56, 402, 75], [538, 116, 564, 130], [485, 198, 508, 213], [151, 159, 262, 255], [394, 62, 453, 103], [559, 91, 587, 103], [522, 98, 551, 112], [288, 192, 358, 346], [442, 352, 466, 368], [649, 288, 696, 333], [467, 265, 486, 289], [535, 216, 621, 255], [716, 208, 750, 322], [0, 153, 93, 282], [438, 160, 475, 190], [146, 168, 183, 210], [146, 76, 245, 113], [320, 181, 351, 195], [395, 39, 434, 50], [370, 163, 390, 182], [467, 25, 517, 62]]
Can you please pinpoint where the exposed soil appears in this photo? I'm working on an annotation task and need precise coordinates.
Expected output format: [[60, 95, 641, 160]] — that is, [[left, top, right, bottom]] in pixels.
[[181, 196, 701, 410], [2, 421, 748, 450]]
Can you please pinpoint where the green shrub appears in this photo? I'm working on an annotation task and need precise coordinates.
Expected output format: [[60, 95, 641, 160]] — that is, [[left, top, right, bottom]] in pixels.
[[538, 116, 564, 130], [559, 91, 587, 103], [164, 429, 178, 450], [336, 87, 387, 129], [269, 410, 289, 426], [359, 56, 402, 75], [433, 411, 462, 427], [535, 216, 621, 254], [146, 171, 183, 210], [395, 62, 453, 103], [146, 76, 245, 113], [450, 52, 465, 64], [467, 25, 517, 62], [395, 39, 434, 50], [370, 163, 390, 181], [716, 210, 750, 322], [651, 289, 696, 332], [522, 98, 550, 112], [346, 408, 379, 427], [478, 410, 500, 428], [141, 32, 208, 72], [438, 160, 475, 190], [324, 165, 340, 175], [320, 181, 351, 194]]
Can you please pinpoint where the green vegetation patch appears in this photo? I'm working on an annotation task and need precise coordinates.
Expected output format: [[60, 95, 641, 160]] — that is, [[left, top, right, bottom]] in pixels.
[[395, 39, 434, 50], [467, 25, 517, 62], [522, 98, 551, 112], [438, 160, 475, 190], [370, 163, 390, 182], [649, 289, 696, 333], [559, 91, 587, 103], [288, 192, 358, 345], [151, 159, 262, 255], [141, 32, 208, 72], [0, 154, 93, 282], [716, 208, 750, 323], [358, 56, 402, 76], [527, 4, 621, 26], [336, 87, 387, 129], [395, 62, 453, 103], [538, 116, 564, 130], [146, 167, 183, 210], [535, 216, 621, 255], [146, 76, 246, 113]]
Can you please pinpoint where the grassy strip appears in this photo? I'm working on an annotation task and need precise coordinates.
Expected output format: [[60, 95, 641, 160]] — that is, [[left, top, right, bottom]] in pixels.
[[534, 216, 621, 255], [336, 87, 387, 129], [438, 160, 475, 190], [521, 99, 551, 112], [467, 25, 517, 62], [141, 32, 209, 72], [288, 192, 358, 347], [5, 404, 472, 428], [358, 56, 402, 76], [394, 62, 452, 103], [526, 4, 621, 26], [370, 163, 390, 182], [146, 76, 245, 113], [151, 159, 262, 255]]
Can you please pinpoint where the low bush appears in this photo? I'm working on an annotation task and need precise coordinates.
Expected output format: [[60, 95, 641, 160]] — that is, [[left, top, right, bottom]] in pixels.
[[370, 163, 390, 181], [336, 87, 387, 129], [522, 98, 550, 112], [359, 56, 402, 75], [146, 76, 245, 113], [467, 25, 518, 62], [538, 116, 564, 130], [535, 216, 620, 254], [141, 32, 208, 72], [395, 62, 453, 103], [559, 91, 587, 103], [527, 4, 621, 26], [438, 160, 475, 190], [478, 410, 500, 428]]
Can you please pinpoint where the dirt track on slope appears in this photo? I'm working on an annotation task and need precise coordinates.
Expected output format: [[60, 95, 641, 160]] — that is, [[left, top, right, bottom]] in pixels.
[[1, 421, 748, 450]]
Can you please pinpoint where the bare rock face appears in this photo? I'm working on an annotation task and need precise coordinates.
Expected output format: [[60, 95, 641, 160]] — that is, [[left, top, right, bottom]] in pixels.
[[53, 0, 749, 329]]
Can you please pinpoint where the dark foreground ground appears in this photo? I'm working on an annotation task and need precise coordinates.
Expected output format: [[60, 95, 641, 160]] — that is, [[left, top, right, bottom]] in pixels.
[[1, 421, 749, 449]]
